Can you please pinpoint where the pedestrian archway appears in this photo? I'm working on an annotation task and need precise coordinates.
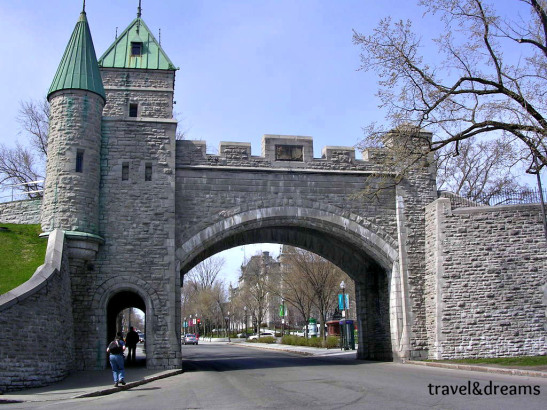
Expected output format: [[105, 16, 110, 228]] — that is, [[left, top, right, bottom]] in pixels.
[[106, 290, 147, 366]]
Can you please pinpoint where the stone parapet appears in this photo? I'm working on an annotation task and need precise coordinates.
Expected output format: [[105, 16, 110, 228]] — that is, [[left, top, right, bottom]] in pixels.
[[0, 199, 42, 224], [176, 135, 394, 173]]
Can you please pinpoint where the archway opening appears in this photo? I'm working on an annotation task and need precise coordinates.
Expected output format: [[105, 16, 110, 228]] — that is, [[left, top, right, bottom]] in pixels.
[[182, 244, 359, 342], [178, 219, 396, 361], [107, 291, 147, 367]]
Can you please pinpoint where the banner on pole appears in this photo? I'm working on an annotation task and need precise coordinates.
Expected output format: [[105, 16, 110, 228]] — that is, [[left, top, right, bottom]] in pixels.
[[338, 294, 349, 310]]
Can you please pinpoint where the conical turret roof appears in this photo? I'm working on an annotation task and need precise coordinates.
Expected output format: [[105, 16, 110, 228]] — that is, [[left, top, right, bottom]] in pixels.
[[98, 14, 177, 70], [48, 10, 106, 102]]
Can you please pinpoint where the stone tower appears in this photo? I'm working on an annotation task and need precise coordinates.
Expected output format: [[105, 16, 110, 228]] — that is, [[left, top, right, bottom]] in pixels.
[[41, 5, 106, 261]]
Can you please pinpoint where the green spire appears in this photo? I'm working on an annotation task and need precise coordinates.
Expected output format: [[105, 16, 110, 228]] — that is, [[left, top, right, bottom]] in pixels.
[[98, 11, 177, 71], [48, 10, 106, 102]]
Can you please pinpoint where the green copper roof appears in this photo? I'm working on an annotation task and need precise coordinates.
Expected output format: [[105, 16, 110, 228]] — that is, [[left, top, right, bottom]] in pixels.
[[48, 11, 106, 102], [98, 17, 177, 70]]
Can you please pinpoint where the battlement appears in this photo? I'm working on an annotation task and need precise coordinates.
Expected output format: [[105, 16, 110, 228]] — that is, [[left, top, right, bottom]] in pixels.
[[176, 134, 393, 172]]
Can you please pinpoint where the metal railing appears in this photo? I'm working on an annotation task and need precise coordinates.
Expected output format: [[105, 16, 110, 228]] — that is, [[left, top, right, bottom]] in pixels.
[[0, 180, 44, 203], [440, 188, 547, 209]]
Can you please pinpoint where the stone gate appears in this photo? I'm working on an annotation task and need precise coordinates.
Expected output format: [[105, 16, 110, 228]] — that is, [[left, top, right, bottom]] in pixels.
[[0, 5, 545, 392]]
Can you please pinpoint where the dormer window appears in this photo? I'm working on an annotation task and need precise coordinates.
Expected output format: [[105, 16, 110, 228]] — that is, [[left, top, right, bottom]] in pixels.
[[131, 42, 143, 56]]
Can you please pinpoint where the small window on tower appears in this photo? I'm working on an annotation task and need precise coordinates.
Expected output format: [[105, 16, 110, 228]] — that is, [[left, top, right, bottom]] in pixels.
[[122, 162, 129, 181], [131, 42, 143, 56], [145, 163, 152, 181], [76, 150, 84, 173], [129, 103, 138, 117]]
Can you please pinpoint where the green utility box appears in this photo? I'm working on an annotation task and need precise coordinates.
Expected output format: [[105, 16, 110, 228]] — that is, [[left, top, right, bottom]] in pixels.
[[339, 320, 355, 350]]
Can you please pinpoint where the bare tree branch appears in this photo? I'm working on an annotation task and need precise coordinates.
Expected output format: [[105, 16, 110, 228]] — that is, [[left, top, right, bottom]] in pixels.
[[354, 0, 547, 175]]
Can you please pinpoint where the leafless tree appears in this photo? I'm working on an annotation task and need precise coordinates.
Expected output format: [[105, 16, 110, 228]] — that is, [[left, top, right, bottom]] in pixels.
[[1, 99, 49, 199], [436, 136, 527, 202], [181, 256, 229, 337], [18, 99, 49, 158], [283, 248, 344, 341], [174, 111, 188, 140], [239, 255, 270, 338], [186, 256, 225, 292], [275, 256, 315, 337], [0, 143, 43, 199], [353, 0, 547, 176]]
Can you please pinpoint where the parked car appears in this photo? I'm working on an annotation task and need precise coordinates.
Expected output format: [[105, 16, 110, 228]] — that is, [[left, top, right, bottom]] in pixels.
[[183, 333, 198, 345], [247, 331, 275, 341], [138, 332, 145, 343]]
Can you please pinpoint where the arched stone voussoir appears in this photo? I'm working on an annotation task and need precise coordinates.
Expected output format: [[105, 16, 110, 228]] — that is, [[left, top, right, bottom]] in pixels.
[[92, 275, 161, 314], [176, 205, 398, 277]]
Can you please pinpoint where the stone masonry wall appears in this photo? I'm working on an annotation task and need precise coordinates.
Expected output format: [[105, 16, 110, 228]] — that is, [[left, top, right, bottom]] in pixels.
[[0, 230, 73, 392], [101, 69, 174, 119], [66, 66, 181, 371], [0, 199, 41, 224], [425, 199, 547, 359]]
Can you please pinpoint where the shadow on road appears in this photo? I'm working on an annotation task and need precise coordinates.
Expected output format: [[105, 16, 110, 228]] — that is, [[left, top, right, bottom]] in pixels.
[[181, 344, 387, 373]]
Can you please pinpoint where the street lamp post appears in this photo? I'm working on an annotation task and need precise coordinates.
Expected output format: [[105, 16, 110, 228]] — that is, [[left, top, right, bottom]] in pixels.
[[340, 281, 348, 350], [244, 306, 248, 337], [227, 311, 231, 342], [340, 281, 346, 318], [281, 298, 285, 337]]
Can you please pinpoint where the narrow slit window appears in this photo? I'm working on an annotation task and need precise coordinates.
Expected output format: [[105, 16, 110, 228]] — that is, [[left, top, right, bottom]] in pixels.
[[129, 103, 138, 117], [76, 150, 84, 172], [122, 162, 129, 181], [145, 163, 152, 181], [131, 42, 143, 56]]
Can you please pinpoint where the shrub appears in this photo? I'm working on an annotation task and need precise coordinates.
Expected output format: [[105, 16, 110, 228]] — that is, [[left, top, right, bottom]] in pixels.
[[258, 336, 276, 344], [281, 335, 297, 345], [281, 335, 341, 348], [325, 336, 340, 349], [307, 337, 323, 348]]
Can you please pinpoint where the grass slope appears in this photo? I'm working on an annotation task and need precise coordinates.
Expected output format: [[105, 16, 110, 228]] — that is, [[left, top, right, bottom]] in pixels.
[[0, 224, 47, 295]]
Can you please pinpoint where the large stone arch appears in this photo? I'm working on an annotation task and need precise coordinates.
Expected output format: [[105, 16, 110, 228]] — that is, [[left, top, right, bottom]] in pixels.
[[176, 204, 411, 361], [91, 276, 162, 368]]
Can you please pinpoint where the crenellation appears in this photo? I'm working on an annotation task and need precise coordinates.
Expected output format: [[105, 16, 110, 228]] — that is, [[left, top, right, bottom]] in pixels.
[[177, 135, 394, 172]]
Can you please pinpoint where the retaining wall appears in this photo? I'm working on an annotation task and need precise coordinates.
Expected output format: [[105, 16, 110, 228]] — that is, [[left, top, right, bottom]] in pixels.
[[425, 199, 547, 359], [0, 230, 74, 392], [0, 199, 41, 225]]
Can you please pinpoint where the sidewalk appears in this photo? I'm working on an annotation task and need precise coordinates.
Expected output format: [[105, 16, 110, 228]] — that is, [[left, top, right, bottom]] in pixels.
[[0, 366, 183, 404], [0, 346, 183, 404], [227, 338, 359, 357]]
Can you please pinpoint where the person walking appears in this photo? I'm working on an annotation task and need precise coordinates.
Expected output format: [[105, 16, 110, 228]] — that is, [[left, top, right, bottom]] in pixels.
[[107, 332, 126, 387], [125, 326, 139, 363]]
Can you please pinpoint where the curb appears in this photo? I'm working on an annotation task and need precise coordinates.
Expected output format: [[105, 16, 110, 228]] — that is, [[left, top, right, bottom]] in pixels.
[[75, 369, 184, 398], [405, 360, 547, 379], [230, 342, 355, 357], [230, 342, 314, 356]]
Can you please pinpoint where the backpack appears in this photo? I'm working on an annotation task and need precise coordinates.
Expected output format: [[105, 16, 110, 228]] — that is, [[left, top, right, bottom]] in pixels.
[[108, 340, 122, 355]]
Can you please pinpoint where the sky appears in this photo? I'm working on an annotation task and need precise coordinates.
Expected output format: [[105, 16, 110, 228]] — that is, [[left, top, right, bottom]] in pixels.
[[0, 0, 534, 285]]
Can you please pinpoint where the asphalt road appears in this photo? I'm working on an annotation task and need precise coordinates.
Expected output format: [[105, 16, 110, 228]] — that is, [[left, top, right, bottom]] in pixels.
[[6, 343, 547, 409]]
